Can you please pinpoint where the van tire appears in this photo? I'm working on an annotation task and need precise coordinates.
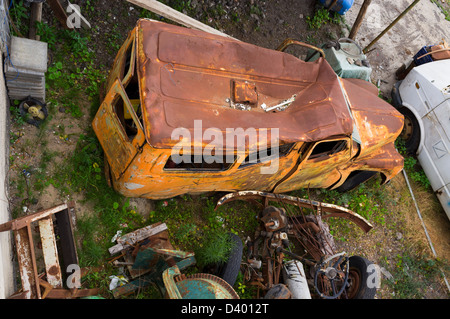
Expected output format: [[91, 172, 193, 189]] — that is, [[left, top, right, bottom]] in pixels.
[[398, 107, 420, 154]]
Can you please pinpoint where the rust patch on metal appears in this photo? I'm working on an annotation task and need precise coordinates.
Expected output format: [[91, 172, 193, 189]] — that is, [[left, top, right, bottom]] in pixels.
[[216, 191, 373, 233], [0, 203, 80, 298]]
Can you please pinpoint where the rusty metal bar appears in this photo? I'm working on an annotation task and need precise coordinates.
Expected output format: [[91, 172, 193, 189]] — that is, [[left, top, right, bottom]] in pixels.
[[363, 0, 421, 53], [45, 288, 99, 299], [1, 203, 70, 231], [39, 217, 63, 288], [26, 223, 41, 299], [15, 227, 37, 299], [276, 38, 326, 58], [0, 203, 80, 299], [216, 191, 373, 233]]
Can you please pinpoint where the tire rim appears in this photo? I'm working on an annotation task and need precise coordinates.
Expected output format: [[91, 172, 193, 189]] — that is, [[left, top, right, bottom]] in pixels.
[[400, 114, 414, 142], [346, 268, 361, 299]]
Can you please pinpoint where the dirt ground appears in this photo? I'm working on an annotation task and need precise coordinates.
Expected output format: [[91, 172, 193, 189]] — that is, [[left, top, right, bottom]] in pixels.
[[345, 0, 450, 97], [7, 0, 450, 299]]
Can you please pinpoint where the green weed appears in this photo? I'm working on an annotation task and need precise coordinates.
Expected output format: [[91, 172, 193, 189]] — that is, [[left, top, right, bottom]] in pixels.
[[194, 231, 236, 268], [306, 8, 340, 30], [383, 251, 449, 298], [396, 138, 431, 189], [9, 0, 29, 36], [431, 0, 450, 21]]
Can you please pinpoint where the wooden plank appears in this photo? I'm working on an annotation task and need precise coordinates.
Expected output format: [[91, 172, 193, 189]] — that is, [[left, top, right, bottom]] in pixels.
[[127, 0, 237, 40], [108, 223, 168, 255], [47, 0, 70, 30], [38, 217, 63, 288]]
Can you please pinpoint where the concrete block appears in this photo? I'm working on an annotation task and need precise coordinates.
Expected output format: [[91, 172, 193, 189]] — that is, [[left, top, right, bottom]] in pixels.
[[9, 36, 48, 73]]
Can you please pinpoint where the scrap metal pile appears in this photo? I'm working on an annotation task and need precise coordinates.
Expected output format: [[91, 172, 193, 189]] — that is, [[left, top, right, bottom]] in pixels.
[[216, 191, 376, 299]]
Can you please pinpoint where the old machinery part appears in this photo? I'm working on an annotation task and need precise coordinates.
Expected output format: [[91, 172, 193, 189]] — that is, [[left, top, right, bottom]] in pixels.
[[314, 252, 349, 299], [260, 206, 288, 232], [19, 96, 48, 127], [276, 38, 326, 58]]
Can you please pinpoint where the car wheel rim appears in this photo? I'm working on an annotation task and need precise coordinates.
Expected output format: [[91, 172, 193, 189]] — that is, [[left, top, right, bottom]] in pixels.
[[400, 115, 414, 142], [346, 268, 361, 299]]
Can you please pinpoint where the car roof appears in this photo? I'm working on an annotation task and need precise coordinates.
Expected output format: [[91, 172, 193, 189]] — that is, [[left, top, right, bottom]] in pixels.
[[136, 19, 354, 150]]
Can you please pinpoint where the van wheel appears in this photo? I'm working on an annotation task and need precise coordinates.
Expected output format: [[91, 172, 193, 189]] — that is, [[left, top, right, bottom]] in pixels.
[[398, 107, 420, 154], [336, 171, 376, 192]]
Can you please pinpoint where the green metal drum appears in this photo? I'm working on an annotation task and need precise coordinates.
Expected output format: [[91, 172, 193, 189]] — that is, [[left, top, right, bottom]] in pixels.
[[175, 273, 239, 299]]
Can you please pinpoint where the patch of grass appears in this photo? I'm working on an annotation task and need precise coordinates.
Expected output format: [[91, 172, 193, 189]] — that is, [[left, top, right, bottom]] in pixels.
[[9, 0, 29, 36], [194, 231, 236, 268], [307, 176, 392, 236], [431, 0, 450, 21], [51, 132, 146, 266], [234, 272, 258, 299], [382, 250, 449, 298], [396, 138, 431, 190], [306, 7, 341, 30]]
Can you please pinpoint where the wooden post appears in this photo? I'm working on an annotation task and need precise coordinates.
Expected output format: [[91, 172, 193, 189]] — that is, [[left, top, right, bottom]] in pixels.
[[126, 0, 237, 40], [28, 2, 42, 40], [48, 0, 90, 30], [349, 0, 372, 40], [47, 0, 70, 30]]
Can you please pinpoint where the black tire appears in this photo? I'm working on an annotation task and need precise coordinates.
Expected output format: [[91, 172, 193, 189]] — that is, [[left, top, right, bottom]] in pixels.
[[217, 233, 243, 287], [391, 81, 403, 108], [398, 107, 420, 154], [336, 170, 377, 192], [345, 256, 377, 299]]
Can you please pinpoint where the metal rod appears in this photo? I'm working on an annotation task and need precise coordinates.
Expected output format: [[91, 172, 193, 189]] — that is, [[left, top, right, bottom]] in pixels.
[[363, 0, 421, 53], [402, 169, 450, 293]]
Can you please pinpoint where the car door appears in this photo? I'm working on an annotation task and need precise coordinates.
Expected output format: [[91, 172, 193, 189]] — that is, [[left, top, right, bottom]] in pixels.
[[273, 138, 352, 192], [418, 98, 450, 191], [156, 142, 301, 193], [92, 79, 146, 180]]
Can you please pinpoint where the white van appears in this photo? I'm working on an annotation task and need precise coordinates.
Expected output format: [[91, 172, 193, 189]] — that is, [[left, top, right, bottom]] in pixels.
[[392, 59, 450, 220]]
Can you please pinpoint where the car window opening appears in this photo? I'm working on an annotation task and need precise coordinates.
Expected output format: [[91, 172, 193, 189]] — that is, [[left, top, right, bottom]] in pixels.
[[239, 143, 295, 168], [308, 140, 347, 159], [114, 39, 143, 140]]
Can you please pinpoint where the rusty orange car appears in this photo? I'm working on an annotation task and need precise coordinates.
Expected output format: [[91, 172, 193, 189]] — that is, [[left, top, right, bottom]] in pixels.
[[92, 19, 404, 200]]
